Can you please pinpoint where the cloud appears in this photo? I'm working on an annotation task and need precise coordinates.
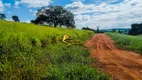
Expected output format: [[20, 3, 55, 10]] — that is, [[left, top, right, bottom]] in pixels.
[[92, 0, 123, 4], [29, 9, 32, 12], [6, 19, 13, 21], [65, 0, 142, 29], [65, 1, 85, 12], [22, 20, 31, 23], [4, 3, 11, 8], [107, 0, 121, 3], [20, 0, 52, 8], [0, 0, 4, 12], [14, 1, 20, 8], [71, 0, 85, 2]]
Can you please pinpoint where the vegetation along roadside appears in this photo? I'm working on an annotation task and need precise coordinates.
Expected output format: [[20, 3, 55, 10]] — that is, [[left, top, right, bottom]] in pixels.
[[107, 33, 142, 54], [0, 20, 109, 80]]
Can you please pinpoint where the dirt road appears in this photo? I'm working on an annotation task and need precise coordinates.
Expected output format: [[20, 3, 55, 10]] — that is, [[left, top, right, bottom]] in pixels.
[[85, 34, 142, 80]]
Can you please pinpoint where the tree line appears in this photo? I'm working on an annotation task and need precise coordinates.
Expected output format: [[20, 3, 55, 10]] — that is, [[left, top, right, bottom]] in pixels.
[[0, 5, 75, 28]]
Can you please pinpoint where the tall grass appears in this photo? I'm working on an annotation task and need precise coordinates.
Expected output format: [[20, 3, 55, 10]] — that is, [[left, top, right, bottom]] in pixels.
[[0, 20, 109, 80], [107, 33, 142, 54]]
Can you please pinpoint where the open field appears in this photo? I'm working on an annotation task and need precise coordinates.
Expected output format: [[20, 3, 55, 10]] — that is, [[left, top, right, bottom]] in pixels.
[[107, 33, 142, 54], [85, 34, 142, 80], [0, 20, 109, 80]]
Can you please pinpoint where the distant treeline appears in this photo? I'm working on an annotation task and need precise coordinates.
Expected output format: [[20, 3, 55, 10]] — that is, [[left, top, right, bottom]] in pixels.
[[82, 27, 104, 33], [129, 23, 142, 35], [82, 27, 95, 32]]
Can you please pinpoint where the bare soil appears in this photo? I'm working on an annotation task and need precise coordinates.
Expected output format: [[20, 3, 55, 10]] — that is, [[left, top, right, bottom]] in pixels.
[[85, 34, 142, 80]]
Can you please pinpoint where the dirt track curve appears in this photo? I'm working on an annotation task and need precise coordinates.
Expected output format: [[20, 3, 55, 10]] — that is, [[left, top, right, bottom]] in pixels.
[[85, 34, 142, 80]]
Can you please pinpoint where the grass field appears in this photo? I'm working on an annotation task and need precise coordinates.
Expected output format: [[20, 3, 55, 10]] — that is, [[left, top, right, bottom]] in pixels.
[[0, 20, 109, 80], [107, 33, 142, 54]]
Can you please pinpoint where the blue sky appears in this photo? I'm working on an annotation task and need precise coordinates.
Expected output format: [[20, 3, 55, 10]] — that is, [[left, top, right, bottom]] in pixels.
[[0, 0, 142, 29]]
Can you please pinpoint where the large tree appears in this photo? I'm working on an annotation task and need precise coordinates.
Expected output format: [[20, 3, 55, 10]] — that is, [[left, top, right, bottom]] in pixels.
[[0, 14, 6, 20], [12, 16, 20, 22], [32, 6, 75, 28], [129, 23, 142, 35]]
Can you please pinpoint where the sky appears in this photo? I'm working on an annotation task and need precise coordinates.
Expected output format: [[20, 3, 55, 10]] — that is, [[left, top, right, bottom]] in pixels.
[[0, 0, 142, 29]]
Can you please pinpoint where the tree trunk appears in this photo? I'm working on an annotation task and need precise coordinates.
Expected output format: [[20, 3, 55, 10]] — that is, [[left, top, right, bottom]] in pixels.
[[54, 23, 57, 27]]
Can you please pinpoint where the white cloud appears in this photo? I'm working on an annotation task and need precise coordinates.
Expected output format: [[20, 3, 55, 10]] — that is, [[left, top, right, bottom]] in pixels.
[[92, 0, 122, 4], [23, 20, 31, 23], [71, 0, 85, 2], [29, 9, 32, 12], [14, 1, 20, 8], [0, 0, 4, 12], [6, 19, 13, 21], [20, 0, 52, 8], [4, 3, 11, 8], [65, 0, 142, 29]]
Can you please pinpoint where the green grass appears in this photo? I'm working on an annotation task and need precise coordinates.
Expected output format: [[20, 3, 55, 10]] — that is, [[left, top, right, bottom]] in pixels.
[[107, 33, 142, 54], [0, 20, 109, 80]]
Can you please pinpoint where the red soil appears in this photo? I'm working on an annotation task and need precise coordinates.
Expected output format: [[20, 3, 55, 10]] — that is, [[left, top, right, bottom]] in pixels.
[[85, 34, 142, 80]]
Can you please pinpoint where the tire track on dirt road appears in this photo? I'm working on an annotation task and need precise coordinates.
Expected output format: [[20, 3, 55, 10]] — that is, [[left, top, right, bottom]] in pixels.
[[85, 34, 142, 80]]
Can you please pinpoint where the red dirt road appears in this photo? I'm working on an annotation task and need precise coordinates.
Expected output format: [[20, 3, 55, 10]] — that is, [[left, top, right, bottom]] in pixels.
[[85, 34, 142, 80]]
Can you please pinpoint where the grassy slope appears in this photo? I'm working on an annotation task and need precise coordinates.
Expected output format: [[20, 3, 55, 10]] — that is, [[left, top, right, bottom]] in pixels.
[[107, 33, 142, 54], [0, 20, 109, 80]]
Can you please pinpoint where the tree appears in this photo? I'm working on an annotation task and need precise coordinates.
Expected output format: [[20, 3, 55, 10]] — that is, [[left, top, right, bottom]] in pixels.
[[118, 30, 122, 34], [97, 26, 100, 33], [0, 14, 6, 20], [12, 16, 20, 22], [129, 23, 142, 35], [31, 6, 75, 28]]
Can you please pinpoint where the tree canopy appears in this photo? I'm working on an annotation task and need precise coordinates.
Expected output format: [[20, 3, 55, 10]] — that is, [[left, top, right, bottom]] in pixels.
[[12, 16, 20, 22], [129, 23, 142, 35], [31, 6, 75, 28], [0, 14, 6, 20]]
